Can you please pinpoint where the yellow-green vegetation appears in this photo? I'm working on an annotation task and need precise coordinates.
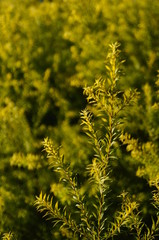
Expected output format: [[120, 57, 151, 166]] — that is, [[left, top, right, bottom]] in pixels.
[[35, 43, 159, 239], [35, 43, 159, 240], [2, 232, 14, 240], [0, 0, 159, 239]]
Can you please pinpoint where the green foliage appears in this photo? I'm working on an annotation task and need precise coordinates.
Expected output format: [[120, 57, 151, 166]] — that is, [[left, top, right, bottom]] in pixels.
[[35, 43, 159, 239], [0, 0, 159, 239], [2, 232, 14, 240], [120, 73, 159, 184]]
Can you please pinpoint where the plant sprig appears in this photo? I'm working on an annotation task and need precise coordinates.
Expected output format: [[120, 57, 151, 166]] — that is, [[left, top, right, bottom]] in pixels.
[[35, 43, 153, 240]]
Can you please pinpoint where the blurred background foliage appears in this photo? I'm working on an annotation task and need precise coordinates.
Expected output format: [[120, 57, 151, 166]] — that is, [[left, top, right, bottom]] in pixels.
[[0, 0, 159, 239]]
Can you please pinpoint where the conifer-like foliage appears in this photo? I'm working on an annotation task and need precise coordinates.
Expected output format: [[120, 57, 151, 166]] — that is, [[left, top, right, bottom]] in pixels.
[[35, 43, 159, 239]]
